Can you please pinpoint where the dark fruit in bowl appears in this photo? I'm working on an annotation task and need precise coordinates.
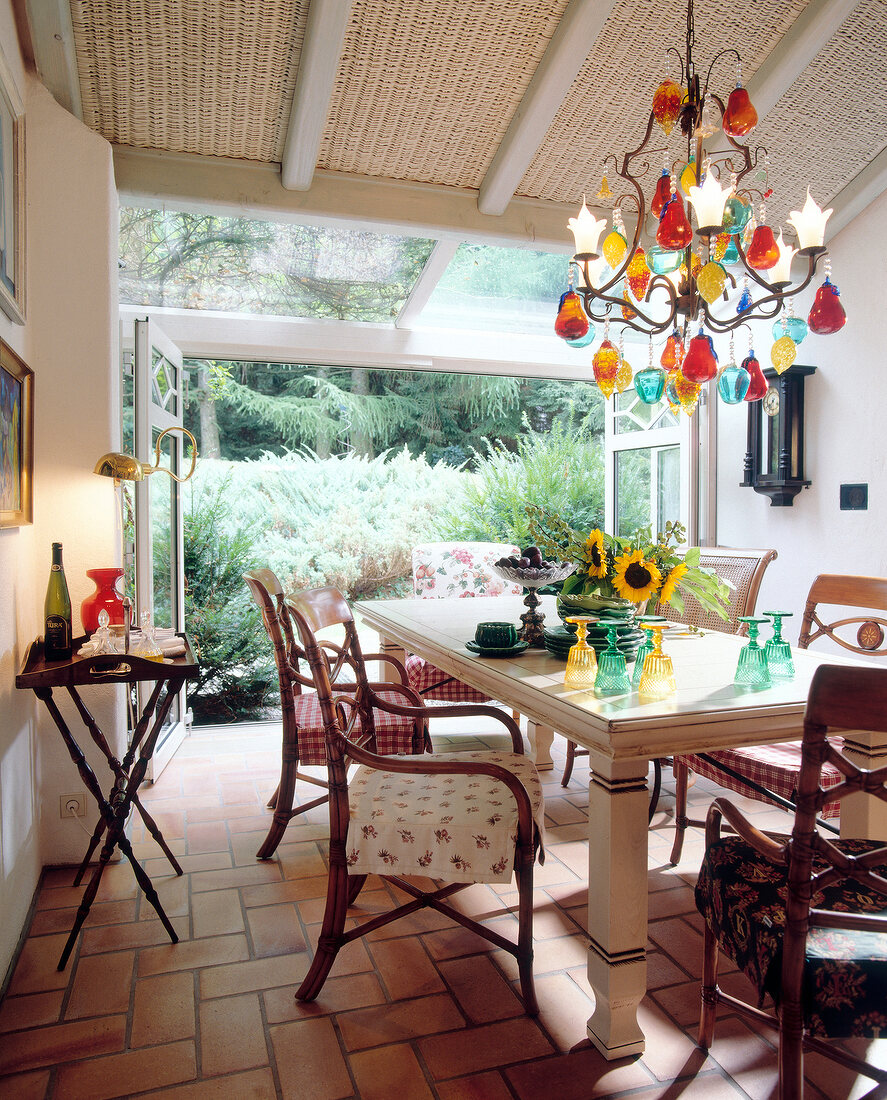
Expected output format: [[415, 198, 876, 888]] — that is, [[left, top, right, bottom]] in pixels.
[[508, 555, 521, 566], [518, 557, 531, 568], [521, 546, 540, 558], [495, 556, 511, 567]]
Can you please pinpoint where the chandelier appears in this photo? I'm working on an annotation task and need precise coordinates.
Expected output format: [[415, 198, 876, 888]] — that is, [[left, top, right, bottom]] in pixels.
[[554, 0, 847, 413]]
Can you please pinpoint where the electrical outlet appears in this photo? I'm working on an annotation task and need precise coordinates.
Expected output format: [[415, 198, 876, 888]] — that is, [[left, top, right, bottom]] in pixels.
[[60, 793, 86, 818]]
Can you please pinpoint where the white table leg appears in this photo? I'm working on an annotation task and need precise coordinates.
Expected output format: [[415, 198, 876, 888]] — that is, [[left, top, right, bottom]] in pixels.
[[375, 634, 407, 682], [840, 730, 887, 841], [525, 720, 554, 771], [584, 754, 650, 1059]]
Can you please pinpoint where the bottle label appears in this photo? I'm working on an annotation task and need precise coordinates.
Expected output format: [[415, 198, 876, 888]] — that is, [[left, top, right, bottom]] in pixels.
[[45, 616, 71, 652], [51, 564, 61, 572]]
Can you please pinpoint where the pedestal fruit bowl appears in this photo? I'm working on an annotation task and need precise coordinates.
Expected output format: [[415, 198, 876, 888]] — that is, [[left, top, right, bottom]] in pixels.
[[491, 548, 576, 647]]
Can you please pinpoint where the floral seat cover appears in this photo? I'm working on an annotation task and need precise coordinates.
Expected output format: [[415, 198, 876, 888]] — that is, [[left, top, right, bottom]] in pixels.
[[408, 543, 521, 701], [696, 834, 887, 1038], [291, 690, 421, 766], [346, 749, 544, 884]]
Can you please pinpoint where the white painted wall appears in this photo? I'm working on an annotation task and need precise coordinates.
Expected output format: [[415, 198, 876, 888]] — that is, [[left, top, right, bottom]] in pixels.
[[0, 7, 119, 982], [716, 192, 887, 644]]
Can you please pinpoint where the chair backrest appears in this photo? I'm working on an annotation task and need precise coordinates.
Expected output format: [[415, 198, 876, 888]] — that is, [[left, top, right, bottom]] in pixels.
[[656, 547, 777, 634], [412, 542, 523, 599], [781, 664, 887, 1021], [798, 574, 887, 657]]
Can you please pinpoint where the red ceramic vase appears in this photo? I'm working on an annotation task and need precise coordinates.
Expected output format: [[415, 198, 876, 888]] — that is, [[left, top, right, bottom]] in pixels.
[[81, 567, 126, 635]]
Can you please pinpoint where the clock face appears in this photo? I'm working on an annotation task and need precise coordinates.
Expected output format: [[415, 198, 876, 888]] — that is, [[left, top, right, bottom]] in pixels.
[[763, 387, 780, 417]]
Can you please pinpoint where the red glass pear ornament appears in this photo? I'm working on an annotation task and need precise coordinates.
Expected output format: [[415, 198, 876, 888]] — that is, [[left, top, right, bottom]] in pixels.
[[651, 170, 671, 219], [746, 224, 779, 270], [682, 332, 719, 383], [554, 290, 589, 341], [661, 329, 685, 373], [652, 78, 682, 137], [742, 352, 768, 402], [656, 193, 693, 250], [807, 276, 847, 334], [593, 339, 620, 399], [626, 248, 651, 301], [722, 84, 758, 137]]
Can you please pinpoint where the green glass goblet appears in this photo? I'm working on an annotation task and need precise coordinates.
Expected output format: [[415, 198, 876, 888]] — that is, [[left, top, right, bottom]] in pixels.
[[564, 617, 598, 690], [763, 610, 795, 679], [594, 620, 631, 697], [638, 622, 677, 701], [631, 615, 668, 689], [735, 617, 772, 688]]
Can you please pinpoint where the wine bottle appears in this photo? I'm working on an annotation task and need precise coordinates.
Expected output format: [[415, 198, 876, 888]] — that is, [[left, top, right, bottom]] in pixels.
[[44, 542, 72, 662]]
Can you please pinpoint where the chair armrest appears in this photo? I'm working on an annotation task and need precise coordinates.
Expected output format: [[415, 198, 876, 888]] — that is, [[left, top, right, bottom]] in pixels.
[[361, 651, 410, 686], [705, 797, 788, 864], [361, 690, 523, 753]]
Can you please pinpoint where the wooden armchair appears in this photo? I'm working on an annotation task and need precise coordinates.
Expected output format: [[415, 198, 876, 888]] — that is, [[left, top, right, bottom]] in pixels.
[[286, 586, 544, 1014], [561, 546, 778, 798], [243, 569, 425, 859], [695, 663, 887, 1099], [670, 572, 887, 865]]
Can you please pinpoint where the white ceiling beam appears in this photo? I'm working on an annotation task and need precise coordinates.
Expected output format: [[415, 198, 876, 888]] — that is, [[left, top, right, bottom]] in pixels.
[[395, 240, 460, 329], [118, 304, 594, 380], [25, 0, 83, 118], [281, 0, 353, 191], [113, 145, 576, 252], [826, 144, 887, 240], [478, 0, 619, 216]]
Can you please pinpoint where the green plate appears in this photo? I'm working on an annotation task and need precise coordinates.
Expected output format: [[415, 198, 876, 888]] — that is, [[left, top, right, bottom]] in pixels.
[[465, 640, 530, 659]]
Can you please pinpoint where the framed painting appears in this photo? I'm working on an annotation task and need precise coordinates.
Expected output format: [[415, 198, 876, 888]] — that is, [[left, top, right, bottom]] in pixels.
[[0, 45, 24, 324], [0, 340, 33, 526]]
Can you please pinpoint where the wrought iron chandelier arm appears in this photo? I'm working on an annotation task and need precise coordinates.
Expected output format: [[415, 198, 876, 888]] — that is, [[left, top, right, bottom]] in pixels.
[[702, 50, 740, 100]]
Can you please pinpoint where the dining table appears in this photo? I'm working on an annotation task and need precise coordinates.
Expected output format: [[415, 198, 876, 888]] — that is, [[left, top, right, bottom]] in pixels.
[[355, 592, 880, 1061]]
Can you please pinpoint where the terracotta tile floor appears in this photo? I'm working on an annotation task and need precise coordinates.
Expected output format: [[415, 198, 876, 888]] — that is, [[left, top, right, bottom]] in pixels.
[[1, 721, 883, 1099]]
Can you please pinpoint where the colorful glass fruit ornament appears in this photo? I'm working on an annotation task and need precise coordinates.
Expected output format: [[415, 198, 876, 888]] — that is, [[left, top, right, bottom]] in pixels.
[[661, 328, 684, 373], [597, 176, 614, 201], [647, 245, 682, 275], [652, 77, 682, 136], [713, 233, 730, 262], [770, 334, 797, 374], [723, 193, 752, 233], [716, 341, 749, 403], [626, 248, 651, 301], [657, 190, 693, 250], [721, 235, 740, 264], [722, 83, 758, 137], [673, 371, 701, 415], [808, 275, 847, 334], [682, 331, 719, 383], [635, 340, 666, 403], [742, 350, 768, 402], [665, 377, 680, 414], [679, 161, 697, 196], [615, 353, 633, 394], [746, 223, 779, 269], [593, 327, 620, 398], [566, 326, 595, 348], [651, 169, 671, 219], [554, 287, 589, 341], [602, 208, 628, 267], [771, 311, 807, 345], [696, 261, 726, 304], [736, 275, 753, 313]]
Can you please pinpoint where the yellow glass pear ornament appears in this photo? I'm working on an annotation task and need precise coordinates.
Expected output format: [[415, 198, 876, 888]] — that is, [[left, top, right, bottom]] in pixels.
[[603, 230, 628, 268]]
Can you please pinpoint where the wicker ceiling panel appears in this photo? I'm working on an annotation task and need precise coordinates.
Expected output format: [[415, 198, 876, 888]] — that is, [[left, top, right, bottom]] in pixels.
[[70, 0, 307, 161], [519, 0, 809, 209], [317, 0, 570, 188]]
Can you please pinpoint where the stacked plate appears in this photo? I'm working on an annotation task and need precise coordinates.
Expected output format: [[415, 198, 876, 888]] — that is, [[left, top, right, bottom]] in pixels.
[[543, 618, 645, 662]]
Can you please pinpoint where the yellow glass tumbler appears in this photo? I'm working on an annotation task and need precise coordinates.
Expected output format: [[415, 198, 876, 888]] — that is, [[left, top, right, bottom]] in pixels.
[[637, 622, 676, 702], [564, 617, 598, 690]]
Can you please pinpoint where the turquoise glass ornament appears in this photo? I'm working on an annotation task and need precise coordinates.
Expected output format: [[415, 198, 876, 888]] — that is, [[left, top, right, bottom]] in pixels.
[[594, 621, 631, 697], [764, 611, 795, 679], [647, 245, 682, 275], [736, 286, 752, 313], [717, 363, 751, 404], [772, 316, 808, 345], [723, 197, 752, 234], [734, 618, 771, 688], [721, 235, 740, 265], [566, 327, 595, 348], [634, 366, 666, 404], [631, 617, 667, 689]]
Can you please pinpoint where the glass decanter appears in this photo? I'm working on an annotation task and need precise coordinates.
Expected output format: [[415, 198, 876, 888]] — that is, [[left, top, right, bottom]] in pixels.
[[564, 616, 598, 690], [91, 608, 118, 655], [132, 610, 164, 662], [763, 611, 795, 679], [637, 622, 676, 701], [594, 620, 631, 697], [631, 616, 667, 689], [734, 617, 771, 688]]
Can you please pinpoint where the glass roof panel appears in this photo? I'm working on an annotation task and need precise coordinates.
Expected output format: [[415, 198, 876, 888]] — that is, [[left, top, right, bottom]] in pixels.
[[415, 243, 569, 334], [119, 208, 435, 322]]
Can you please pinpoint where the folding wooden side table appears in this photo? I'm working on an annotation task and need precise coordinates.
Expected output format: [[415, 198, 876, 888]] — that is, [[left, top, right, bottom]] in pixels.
[[16, 635, 199, 969]]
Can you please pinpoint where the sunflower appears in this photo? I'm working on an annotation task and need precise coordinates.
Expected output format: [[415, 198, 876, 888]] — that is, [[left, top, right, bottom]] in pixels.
[[659, 562, 688, 604], [585, 530, 608, 578], [613, 550, 662, 602]]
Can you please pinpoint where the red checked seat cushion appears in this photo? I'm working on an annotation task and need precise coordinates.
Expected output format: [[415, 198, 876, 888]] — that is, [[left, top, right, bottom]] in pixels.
[[291, 690, 421, 767]]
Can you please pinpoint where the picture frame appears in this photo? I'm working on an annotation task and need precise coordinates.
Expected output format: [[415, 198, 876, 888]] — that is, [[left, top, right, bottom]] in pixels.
[[0, 45, 24, 325], [0, 339, 33, 527]]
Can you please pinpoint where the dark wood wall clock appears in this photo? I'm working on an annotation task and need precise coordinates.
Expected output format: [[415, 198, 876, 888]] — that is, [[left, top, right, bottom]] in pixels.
[[741, 364, 816, 506]]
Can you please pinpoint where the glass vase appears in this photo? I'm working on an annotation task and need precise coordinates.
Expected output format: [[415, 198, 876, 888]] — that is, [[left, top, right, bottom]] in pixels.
[[80, 567, 126, 636]]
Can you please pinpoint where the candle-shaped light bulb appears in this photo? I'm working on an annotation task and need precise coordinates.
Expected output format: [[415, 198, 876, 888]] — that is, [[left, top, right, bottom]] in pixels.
[[787, 189, 832, 250], [568, 199, 608, 257], [686, 171, 732, 232], [769, 229, 797, 285]]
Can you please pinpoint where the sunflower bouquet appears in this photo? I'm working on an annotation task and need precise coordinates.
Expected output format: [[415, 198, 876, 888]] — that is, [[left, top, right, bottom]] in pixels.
[[525, 503, 731, 619]]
